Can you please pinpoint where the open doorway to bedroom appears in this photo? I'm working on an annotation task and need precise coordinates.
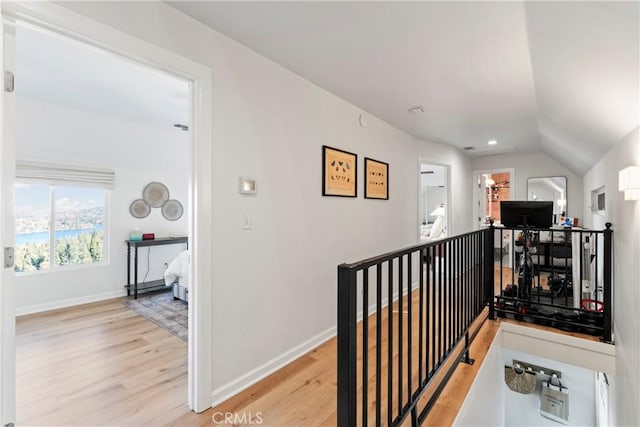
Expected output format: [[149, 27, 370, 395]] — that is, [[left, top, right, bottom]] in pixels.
[[13, 24, 193, 425], [418, 161, 450, 242]]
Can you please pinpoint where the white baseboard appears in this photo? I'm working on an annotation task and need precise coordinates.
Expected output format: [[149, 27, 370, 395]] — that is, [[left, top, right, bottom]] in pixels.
[[16, 289, 126, 316], [210, 325, 337, 408], [211, 280, 421, 408]]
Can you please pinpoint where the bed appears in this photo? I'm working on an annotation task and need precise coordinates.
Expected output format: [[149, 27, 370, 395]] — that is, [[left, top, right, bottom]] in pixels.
[[164, 250, 190, 302]]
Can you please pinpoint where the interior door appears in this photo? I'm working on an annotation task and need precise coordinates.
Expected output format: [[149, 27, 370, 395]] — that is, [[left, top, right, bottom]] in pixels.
[[0, 14, 16, 426]]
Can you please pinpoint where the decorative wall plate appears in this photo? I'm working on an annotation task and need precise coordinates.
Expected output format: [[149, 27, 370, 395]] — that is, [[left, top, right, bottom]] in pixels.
[[143, 182, 170, 208], [130, 199, 151, 218], [161, 199, 183, 221]]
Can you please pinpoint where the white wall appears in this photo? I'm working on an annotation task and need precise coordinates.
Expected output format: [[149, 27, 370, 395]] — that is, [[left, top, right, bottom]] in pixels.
[[472, 152, 583, 219], [15, 95, 189, 313], [457, 324, 614, 427], [582, 127, 640, 426], [459, 347, 597, 427], [502, 349, 595, 427], [57, 1, 474, 400]]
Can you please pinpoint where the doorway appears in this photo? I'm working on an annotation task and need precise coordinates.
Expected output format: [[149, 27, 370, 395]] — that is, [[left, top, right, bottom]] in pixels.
[[418, 161, 450, 242], [472, 168, 515, 229], [0, 3, 214, 423], [473, 168, 514, 268], [13, 24, 192, 425]]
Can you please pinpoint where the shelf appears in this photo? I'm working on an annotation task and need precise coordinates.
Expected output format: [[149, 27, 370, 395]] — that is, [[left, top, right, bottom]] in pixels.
[[125, 279, 165, 292], [126, 236, 188, 248]]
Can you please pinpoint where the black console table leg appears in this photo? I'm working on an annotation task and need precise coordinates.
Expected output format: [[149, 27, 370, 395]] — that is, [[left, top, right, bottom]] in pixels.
[[126, 244, 131, 296], [134, 247, 139, 299]]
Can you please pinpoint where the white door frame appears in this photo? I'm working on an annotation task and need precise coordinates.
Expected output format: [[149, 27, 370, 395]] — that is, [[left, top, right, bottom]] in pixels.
[[0, 14, 17, 425], [417, 157, 452, 239], [0, 2, 214, 419]]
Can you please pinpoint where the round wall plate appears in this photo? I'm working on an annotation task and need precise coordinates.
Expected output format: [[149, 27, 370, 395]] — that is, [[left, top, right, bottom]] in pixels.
[[130, 199, 151, 219], [359, 113, 368, 128], [143, 182, 170, 208], [161, 199, 183, 221]]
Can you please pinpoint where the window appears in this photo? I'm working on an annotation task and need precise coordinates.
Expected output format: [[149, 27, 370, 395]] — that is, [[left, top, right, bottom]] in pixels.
[[15, 183, 107, 273]]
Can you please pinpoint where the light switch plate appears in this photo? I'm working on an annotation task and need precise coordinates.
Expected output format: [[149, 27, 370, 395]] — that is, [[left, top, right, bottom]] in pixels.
[[242, 214, 252, 230]]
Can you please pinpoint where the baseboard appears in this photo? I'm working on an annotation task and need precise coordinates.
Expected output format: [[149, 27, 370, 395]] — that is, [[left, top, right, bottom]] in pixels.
[[16, 289, 127, 316], [211, 280, 420, 408], [210, 325, 337, 408]]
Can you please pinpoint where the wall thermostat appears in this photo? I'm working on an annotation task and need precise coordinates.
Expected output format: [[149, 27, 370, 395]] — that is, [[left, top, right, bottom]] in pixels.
[[239, 177, 257, 195]]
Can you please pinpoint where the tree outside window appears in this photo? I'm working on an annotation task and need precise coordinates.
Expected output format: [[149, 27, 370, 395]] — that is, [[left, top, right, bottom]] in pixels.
[[15, 183, 107, 273]]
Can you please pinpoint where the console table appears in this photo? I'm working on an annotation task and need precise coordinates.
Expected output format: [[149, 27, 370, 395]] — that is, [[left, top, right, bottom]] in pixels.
[[125, 236, 188, 299]]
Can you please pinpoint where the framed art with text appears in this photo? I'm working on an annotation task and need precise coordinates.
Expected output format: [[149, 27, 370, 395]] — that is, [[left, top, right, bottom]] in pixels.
[[322, 145, 357, 197], [364, 157, 389, 200]]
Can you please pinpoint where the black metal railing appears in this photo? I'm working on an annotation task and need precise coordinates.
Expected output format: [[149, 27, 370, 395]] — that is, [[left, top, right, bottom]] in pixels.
[[337, 223, 614, 426], [493, 223, 613, 342], [337, 228, 494, 427]]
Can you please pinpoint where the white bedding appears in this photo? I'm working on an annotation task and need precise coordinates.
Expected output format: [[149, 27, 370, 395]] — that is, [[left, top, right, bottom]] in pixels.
[[164, 250, 190, 288]]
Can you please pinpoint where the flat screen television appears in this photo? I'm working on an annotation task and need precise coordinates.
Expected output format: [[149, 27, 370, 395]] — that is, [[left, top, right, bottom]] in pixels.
[[500, 201, 553, 228]]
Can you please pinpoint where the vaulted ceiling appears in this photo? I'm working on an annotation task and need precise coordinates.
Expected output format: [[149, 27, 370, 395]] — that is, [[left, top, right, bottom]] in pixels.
[[169, 1, 639, 176]]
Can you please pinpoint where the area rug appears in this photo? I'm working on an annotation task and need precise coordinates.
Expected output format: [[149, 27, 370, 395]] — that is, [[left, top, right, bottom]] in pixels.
[[123, 291, 188, 341]]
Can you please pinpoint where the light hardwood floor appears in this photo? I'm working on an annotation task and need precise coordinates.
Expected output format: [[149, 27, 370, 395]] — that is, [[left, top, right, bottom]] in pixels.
[[16, 267, 595, 427], [16, 284, 494, 426], [16, 295, 190, 426]]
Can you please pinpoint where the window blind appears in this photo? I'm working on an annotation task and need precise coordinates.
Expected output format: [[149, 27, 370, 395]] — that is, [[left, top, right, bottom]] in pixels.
[[16, 160, 115, 189]]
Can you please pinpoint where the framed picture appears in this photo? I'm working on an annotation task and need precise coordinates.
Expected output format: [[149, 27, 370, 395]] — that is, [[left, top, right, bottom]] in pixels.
[[322, 146, 357, 197], [364, 157, 389, 200]]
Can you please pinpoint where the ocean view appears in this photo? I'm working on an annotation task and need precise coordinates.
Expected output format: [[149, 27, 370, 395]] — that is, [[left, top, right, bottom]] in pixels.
[[16, 224, 103, 245]]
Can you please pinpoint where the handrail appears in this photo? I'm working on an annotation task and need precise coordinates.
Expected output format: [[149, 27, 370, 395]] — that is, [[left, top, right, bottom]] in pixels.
[[336, 223, 614, 426], [340, 229, 487, 271], [493, 223, 613, 343], [337, 228, 493, 427]]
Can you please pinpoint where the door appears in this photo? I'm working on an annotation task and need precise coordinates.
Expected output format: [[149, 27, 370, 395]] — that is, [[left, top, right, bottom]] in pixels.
[[0, 14, 16, 426]]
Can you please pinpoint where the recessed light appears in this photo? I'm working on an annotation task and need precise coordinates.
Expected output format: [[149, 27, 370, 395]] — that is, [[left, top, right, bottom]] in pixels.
[[488, 140, 498, 145]]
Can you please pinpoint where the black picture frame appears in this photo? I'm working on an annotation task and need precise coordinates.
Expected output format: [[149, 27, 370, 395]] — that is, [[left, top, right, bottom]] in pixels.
[[322, 145, 357, 197], [364, 157, 389, 200]]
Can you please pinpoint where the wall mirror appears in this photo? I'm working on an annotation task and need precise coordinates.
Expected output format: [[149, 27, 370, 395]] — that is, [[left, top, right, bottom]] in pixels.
[[527, 176, 567, 216]]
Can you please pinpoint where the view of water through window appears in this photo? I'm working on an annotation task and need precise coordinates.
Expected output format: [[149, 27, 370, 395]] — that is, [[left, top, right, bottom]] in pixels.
[[15, 183, 106, 272]]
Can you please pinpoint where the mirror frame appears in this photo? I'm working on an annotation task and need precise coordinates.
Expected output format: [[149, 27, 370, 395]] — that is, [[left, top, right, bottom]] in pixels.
[[527, 176, 567, 216]]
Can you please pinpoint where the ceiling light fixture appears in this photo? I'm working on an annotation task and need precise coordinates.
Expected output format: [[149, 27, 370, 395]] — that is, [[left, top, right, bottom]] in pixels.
[[408, 106, 424, 113], [488, 140, 498, 145]]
